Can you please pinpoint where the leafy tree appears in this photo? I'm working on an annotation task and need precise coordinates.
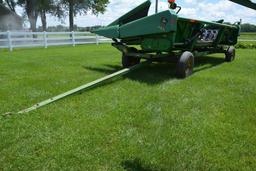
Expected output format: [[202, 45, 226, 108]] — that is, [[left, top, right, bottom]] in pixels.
[[17, 0, 64, 32], [241, 23, 256, 32], [0, 0, 17, 12], [38, 0, 64, 31], [61, 0, 110, 31], [17, 0, 38, 32]]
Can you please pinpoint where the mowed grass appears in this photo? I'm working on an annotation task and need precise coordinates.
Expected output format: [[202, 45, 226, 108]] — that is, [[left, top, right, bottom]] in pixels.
[[239, 32, 256, 40], [238, 32, 256, 47], [0, 45, 256, 170]]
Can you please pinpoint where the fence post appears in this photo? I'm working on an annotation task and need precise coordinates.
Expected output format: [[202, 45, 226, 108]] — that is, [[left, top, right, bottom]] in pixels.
[[96, 35, 99, 45], [43, 31, 48, 48], [7, 31, 13, 52], [72, 31, 75, 46]]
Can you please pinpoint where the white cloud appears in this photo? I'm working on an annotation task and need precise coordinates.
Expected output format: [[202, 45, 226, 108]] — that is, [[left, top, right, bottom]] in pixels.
[[181, 0, 256, 24], [76, 0, 256, 26]]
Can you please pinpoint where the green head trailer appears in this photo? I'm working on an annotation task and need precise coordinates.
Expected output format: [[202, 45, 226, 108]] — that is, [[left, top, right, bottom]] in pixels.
[[93, 0, 244, 78]]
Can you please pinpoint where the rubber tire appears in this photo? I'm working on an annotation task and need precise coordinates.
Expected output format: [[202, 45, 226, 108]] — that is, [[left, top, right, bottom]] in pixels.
[[122, 54, 140, 68], [176, 51, 194, 79], [122, 48, 140, 68], [225, 46, 236, 62]]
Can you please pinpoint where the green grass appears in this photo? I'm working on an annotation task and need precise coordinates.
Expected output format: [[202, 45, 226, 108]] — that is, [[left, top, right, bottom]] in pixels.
[[237, 32, 256, 48], [236, 41, 256, 49], [0, 45, 256, 170], [239, 32, 256, 40]]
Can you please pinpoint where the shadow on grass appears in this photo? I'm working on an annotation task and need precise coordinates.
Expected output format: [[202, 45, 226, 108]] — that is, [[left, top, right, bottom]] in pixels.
[[83, 56, 225, 85], [121, 158, 165, 171]]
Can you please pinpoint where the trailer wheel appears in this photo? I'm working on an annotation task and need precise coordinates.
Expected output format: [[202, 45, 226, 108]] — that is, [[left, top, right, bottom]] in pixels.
[[225, 46, 236, 62], [176, 51, 194, 78], [122, 54, 140, 68], [122, 48, 140, 68]]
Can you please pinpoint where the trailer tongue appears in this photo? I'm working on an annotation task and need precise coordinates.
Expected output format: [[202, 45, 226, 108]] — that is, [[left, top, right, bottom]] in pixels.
[[2, 61, 150, 117]]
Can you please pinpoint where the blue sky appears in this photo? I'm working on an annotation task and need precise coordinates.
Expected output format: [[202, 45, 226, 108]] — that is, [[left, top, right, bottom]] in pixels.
[[17, 0, 256, 28]]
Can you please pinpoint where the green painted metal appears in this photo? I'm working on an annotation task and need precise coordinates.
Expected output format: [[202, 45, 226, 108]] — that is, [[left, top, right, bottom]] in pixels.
[[2, 61, 149, 116], [119, 10, 177, 38], [229, 0, 256, 10], [93, 25, 119, 39], [93, 0, 152, 38], [174, 17, 240, 50], [108, 0, 151, 27]]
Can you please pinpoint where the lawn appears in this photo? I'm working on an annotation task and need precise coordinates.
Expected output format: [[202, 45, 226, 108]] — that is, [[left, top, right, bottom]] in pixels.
[[237, 32, 256, 48], [239, 32, 256, 40], [0, 44, 256, 170]]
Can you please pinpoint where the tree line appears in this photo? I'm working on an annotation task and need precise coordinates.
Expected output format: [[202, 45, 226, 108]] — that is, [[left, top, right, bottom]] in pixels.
[[241, 23, 256, 32], [38, 24, 102, 32], [0, 0, 109, 32]]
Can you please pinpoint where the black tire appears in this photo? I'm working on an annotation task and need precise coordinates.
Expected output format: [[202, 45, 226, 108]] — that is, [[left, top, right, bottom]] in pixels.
[[122, 48, 140, 68], [225, 46, 236, 62], [176, 51, 194, 79]]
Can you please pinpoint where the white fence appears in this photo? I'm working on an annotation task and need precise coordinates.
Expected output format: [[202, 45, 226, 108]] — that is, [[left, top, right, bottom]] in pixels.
[[0, 31, 112, 51]]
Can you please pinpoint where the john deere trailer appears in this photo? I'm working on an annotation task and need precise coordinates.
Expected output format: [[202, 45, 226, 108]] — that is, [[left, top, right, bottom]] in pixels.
[[94, 0, 241, 78]]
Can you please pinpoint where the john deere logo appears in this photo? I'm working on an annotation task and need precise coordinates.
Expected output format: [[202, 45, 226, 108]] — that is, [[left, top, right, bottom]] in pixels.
[[161, 17, 168, 31]]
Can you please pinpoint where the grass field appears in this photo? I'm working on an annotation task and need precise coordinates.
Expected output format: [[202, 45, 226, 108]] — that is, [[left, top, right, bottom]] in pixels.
[[239, 32, 256, 40], [0, 45, 256, 170], [237, 32, 256, 48]]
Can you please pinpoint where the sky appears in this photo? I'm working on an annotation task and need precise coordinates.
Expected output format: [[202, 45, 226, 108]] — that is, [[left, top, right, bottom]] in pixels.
[[16, 0, 256, 28]]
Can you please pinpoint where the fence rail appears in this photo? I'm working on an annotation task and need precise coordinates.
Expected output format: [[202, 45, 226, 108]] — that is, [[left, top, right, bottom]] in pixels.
[[0, 31, 112, 51]]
